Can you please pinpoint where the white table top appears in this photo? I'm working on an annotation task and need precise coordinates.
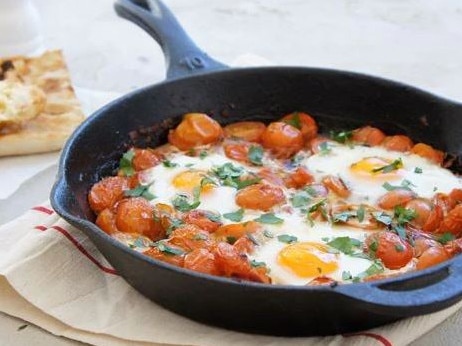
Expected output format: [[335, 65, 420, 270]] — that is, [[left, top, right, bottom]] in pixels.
[[1, 0, 462, 344]]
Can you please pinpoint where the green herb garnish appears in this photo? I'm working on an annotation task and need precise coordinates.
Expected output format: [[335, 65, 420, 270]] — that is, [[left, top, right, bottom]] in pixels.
[[283, 112, 301, 129], [326, 236, 362, 255], [172, 188, 200, 212], [414, 167, 423, 174], [372, 158, 403, 173], [254, 213, 284, 224], [319, 142, 332, 155], [437, 232, 455, 245], [357, 204, 366, 222], [248, 145, 264, 166], [119, 149, 135, 176], [124, 183, 156, 200], [153, 241, 185, 256], [277, 234, 298, 244], [223, 209, 244, 222], [162, 159, 178, 168], [330, 130, 353, 144]]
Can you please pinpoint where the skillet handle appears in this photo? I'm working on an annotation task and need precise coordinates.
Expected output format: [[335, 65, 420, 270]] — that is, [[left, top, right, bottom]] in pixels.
[[114, 0, 228, 79], [336, 260, 462, 315]]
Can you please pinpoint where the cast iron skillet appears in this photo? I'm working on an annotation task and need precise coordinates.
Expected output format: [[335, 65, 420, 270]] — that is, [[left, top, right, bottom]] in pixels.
[[51, 0, 462, 336]]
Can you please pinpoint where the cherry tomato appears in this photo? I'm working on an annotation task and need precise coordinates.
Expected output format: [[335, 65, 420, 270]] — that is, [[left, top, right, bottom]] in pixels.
[[285, 167, 314, 189], [280, 112, 318, 141], [182, 210, 222, 233], [183, 248, 218, 275], [233, 236, 255, 254], [168, 224, 212, 251], [261, 122, 304, 158], [377, 189, 416, 209], [168, 113, 223, 150], [416, 246, 450, 270], [95, 208, 118, 234], [235, 183, 285, 210], [405, 198, 432, 228], [143, 245, 185, 267], [411, 143, 444, 165], [449, 188, 462, 205], [214, 221, 262, 241], [307, 276, 337, 286], [436, 204, 462, 237], [257, 167, 284, 186], [321, 175, 350, 198], [213, 242, 271, 283], [351, 126, 386, 146], [308, 136, 333, 154], [444, 238, 462, 256], [223, 121, 266, 142], [412, 235, 440, 257], [422, 203, 444, 233], [223, 142, 249, 163], [381, 135, 413, 152], [115, 197, 165, 240], [365, 231, 413, 269], [88, 176, 131, 213], [131, 148, 163, 171], [433, 192, 456, 215]]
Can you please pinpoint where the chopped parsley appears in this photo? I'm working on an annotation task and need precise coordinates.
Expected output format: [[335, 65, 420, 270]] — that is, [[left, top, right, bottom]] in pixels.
[[212, 163, 260, 189], [437, 232, 455, 245], [357, 204, 366, 222], [372, 158, 403, 173], [319, 141, 332, 155], [372, 211, 393, 226], [277, 234, 298, 244], [283, 112, 302, 129], [172, 187, 201, 212], [394, 206, 416, 225], [153, 241, 185, 256], [223, 209, 244, 222], [119, 149, 135, 176], [162, 159, 179, 168], [382, 179, 415, 192], [332, 211, 357, 223], [124, 183, 156, 200], [199, 150, 208, 159], [165, 216, 184, 235], [250, 259, 267, 268], [248, 145, 264, 166], [330, 130, 353, 144], [254, 213, 284, 224], [290, 190, 312, 208], [414, 167, 423, 174], [326, 236, 362, 255], [263, 230, 274, 238]]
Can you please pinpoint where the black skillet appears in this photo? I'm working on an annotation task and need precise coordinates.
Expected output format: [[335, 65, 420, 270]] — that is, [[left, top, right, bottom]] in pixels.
[[51, 0, 462, 336]]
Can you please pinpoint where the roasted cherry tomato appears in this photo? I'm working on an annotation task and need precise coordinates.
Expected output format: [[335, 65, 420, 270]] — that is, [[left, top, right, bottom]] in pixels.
[[235, 183, 285, 210], [88, 176, 131, 213], [183, 248, 218, 275], [321, 175, 350, 198], [168, 224, 212, 251], [131, 148, 163, 171], [411, 143, 444, 165], [143, 245, 185, 267], [405, 198, 432, 228], [257, 167, 284, 186], [115, 197, 165, 240], [365, 231, 413, 269], [182, 210, 222, 233], [351, 126, 386, 146], [214, 221, 262, 241], [280, 112, 318, 141], [308, 136, 333, 154], [95, 208, 118, 234], [285, 167, 314, 189], [306, 276, 337, 286], [416, 246, 450, 270], [233, 236, 256, 254], [223, 121, 266, 142], [223, 142, 249, 163], [436, 204, 462, 237], [449, 188, 462, 205], [261, 122, 304, 158], [168, 113, 223, 150], [377, 189, 416, 209], [381, 135, 413, 152]]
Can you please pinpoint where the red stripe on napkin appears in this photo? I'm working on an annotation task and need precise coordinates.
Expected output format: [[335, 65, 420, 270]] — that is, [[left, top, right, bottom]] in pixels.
[[32, 206, 54, 215], [344, 332, 393, 346], [34, 225, 118, 276]]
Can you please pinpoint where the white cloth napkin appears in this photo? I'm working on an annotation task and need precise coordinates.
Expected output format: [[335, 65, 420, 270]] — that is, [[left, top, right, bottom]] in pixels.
[[0, 203, 461, 346]]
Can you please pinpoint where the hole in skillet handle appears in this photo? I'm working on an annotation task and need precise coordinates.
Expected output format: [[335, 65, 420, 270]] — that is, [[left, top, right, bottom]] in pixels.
[[114, 0, 228, 80], [336, 258, 462, 316]]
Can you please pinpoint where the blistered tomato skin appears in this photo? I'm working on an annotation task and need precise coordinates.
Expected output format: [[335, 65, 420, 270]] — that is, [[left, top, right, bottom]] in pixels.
[[321, 175, 350, 198], [115, 197, 165, 240], [366, 231, 413, 269], [223, 121, 266, 142], [351, 126, 386, 146], [411, 143, 444, 165], [168, 113, 223, 150], [381, 135, 414, 152], [235, 183, 285, 210], [280, 112, 318, 141], [132, 148, 163, 171], [261, 122, 304, 158], [88, 176, 131, 213], [377, 189, 416, 210]]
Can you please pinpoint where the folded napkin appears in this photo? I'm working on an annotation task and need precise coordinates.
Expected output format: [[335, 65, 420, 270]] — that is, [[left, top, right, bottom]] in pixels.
[[0, 202, 462, 346]]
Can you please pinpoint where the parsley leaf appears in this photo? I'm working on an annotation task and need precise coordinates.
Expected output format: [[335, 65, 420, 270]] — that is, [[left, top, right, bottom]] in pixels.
[[394, 206, 416, 225], [277, 234, 298, 244], [319, 142, 332, 156], [263, 230, 274, 238], [124, 183, 156, 200], [372, 211, 393, 226], [153, 241, 185, 256], [308, 198, 327, 213], [382, 180, 415, 192], [327, 236, 362, 255], [172, 189, 200, 212], [248, 145, 264, 166], [223, 209, 244, 222], [437, 232, 455, 245], [357, 204, 366, 222], [249, 259, 267, 268], [414, 167, 423, 174], [254, 213, 284, 224], [199, 151, 208, 159], [283, 112, 302, 129], [372, 158, 403, 173], [212, 163, 261, 189], [332, 211, 357, 223], [330, 130, 353, 144], [290, 190, 312, 208], [119, 149, 135, 176], [162, 160, 178, 168]]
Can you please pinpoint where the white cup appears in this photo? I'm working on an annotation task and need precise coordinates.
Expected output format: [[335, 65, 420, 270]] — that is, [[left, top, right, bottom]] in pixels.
[[0, 0, 44, 57]]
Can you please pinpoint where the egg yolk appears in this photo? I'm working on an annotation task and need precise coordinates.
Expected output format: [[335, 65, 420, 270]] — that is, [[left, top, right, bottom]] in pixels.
[[350, 156, 402, 178], [277, 242, 338, 277], [172, 170, 214, 193]]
